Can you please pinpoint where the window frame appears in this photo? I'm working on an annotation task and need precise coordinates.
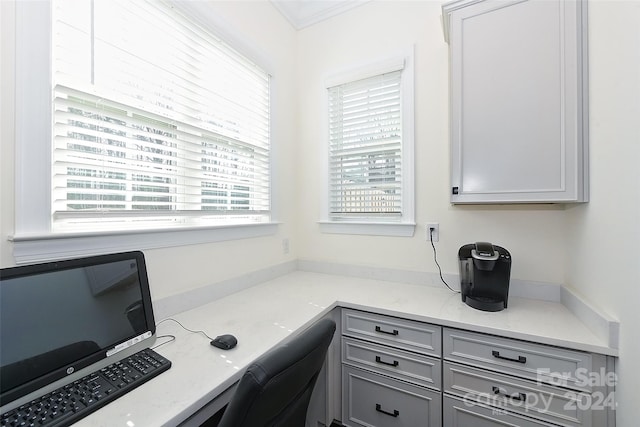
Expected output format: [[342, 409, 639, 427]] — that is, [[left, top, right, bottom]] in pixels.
[[11, 0, 278, 264], [319, 51, 416, 237]]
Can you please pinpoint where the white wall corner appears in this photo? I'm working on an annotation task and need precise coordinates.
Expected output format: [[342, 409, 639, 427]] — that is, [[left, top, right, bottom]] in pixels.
[[560, 287, 620, 350]]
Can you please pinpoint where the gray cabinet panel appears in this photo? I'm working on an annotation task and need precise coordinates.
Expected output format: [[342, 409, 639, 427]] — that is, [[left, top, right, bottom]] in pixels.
[[341, 309, 442, 426], [342, 337, 441, 390], [342, 308, 442, 357], [444, 361, 591, 427], [342, 365, 441, 427], [443, 328, 593, 391], [444, 395, 556, 427]]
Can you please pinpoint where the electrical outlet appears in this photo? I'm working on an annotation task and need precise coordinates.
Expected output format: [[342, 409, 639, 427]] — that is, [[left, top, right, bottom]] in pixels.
[[426, 223, 439, 242], [282, 238, 290, 254]]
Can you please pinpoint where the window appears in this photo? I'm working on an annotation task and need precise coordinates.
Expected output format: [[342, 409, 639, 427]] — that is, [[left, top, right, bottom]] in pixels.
[[12, 0, 275, 263], [321, 55, 415, 236], [51, 0, 271, 233]]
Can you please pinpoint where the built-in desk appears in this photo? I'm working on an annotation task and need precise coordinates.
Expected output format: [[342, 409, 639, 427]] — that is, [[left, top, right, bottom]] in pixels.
[[73, 271, 618, 427]]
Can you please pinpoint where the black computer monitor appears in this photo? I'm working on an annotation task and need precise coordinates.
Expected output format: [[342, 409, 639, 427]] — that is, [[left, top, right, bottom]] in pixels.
[[0, 251, 156, 406]]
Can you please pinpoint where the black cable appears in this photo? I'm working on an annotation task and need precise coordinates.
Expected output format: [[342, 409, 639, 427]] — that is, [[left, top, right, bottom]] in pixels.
[[156, 317, 215, 341], [151, 335, 177, 350], [429, 227, 460, 293]]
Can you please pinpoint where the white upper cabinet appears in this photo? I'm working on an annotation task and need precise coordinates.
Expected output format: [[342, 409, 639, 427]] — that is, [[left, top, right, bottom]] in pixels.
[[442, 0, 589, 203]]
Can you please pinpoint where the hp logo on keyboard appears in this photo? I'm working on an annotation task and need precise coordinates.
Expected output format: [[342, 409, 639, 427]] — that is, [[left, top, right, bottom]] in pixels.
[[67, 367, 75, 375]]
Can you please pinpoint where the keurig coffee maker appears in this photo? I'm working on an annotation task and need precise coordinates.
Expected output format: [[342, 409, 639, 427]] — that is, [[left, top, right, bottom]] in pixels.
[[459, 242, 512, 312]]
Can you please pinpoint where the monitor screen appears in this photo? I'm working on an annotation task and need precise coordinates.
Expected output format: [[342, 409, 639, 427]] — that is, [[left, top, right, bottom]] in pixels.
[[0, 251, 156, 406]]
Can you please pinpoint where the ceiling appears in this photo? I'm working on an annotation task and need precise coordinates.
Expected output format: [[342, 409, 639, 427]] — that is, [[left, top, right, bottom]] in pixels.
[[270, 0, 370, 30]]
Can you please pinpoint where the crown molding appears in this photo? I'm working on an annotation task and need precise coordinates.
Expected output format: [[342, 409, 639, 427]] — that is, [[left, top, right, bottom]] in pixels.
[[270, 0, 370, 30]]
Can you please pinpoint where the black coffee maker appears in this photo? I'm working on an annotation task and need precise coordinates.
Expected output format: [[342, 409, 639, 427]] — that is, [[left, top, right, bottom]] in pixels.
[[458, 242, 512, 312]]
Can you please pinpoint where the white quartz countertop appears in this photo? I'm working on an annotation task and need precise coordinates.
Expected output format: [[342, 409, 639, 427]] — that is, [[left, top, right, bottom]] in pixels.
[[75, 271, 617, 427]]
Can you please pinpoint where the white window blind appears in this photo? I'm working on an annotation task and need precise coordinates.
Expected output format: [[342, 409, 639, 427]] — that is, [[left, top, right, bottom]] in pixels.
[[328, 70, 403, 220], [51, 0, 270, 233]]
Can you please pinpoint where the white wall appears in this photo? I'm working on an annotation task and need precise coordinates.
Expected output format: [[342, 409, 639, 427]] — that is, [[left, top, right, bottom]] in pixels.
[[0, 0, 299, 301], [0, 0, 16, 269], [565, 1, 640, 425], [295, 1, 567, 284]]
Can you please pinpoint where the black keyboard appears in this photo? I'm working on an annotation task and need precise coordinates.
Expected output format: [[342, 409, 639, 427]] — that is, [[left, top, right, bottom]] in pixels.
[[1, 348, 171, 427]]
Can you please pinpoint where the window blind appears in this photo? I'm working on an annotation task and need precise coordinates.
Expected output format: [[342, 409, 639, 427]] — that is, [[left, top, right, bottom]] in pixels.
[[328, 70, 403, 219], [51, 0, 270, 232]]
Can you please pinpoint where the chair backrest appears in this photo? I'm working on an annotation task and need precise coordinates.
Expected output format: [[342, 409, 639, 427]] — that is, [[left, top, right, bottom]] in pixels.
[[218, 318, 336, 427]]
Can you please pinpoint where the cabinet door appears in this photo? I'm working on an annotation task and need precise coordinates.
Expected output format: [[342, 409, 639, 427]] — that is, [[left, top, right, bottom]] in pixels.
[[342, 365, 441, 427], [444, 0, 588, 203], [444, 396, 556, 427]]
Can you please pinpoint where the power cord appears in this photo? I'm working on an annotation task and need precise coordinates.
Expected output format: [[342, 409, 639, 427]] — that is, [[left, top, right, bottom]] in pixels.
[[151, 335, 176, 350], [429, 227, 460, 294], [155, 317, 215, 341]]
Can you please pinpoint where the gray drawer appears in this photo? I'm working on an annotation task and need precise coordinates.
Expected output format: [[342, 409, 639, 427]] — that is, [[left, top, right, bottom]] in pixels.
[[444, 395, 556, 427], [342, 309, 442, 357], [444, 328, 593, 391], [342, 365, 441, 427], [342, 337, 441, 390], [444, 361, 591, 427]]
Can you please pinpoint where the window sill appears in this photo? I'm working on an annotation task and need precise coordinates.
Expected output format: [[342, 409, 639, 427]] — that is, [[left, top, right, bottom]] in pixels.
[[318, 221, 415, 237], [9, 223, 280, 265]]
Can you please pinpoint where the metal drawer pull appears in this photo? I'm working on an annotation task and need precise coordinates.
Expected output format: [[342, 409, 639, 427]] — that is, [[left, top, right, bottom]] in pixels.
[[492, 386, 527, 402], [375, 325, 399, 336], [492, 350, 526, 364], [375, 403, 400, 417], [375, 355, 399, 367]]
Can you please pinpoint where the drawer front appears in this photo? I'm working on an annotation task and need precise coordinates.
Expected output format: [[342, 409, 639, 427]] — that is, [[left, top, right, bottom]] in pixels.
[[342, 365, 441, 427], [444, 395, 556, 427], [444, 328, 592, 391], [444, 362, 591, 427], [342, 309, 442, 357], [342, 337, 441, 390]]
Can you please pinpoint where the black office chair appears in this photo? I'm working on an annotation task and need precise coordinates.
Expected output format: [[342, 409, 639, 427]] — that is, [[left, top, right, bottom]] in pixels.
[[216, 318, 336, 427]]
